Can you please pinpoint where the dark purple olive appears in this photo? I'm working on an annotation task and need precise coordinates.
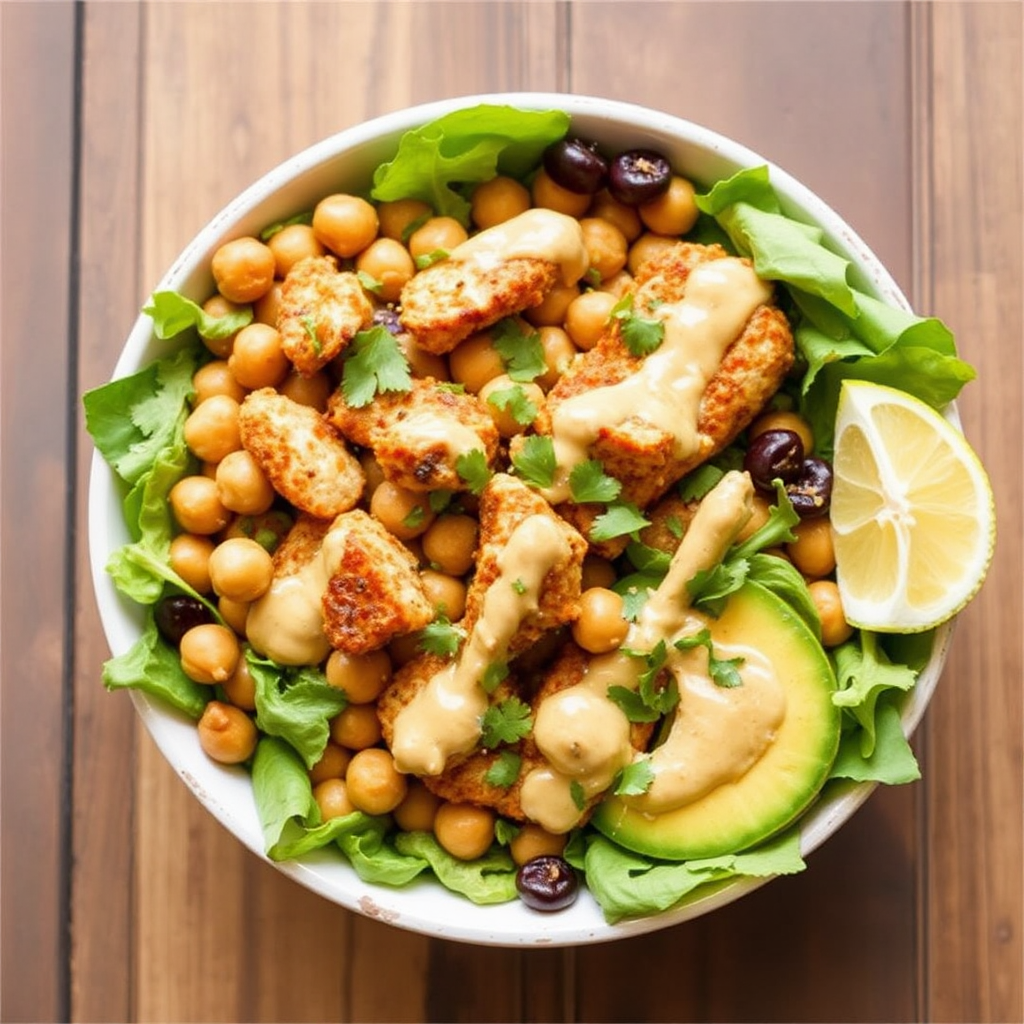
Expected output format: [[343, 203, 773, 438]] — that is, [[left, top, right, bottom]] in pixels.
[[744, 429, 806, 494], [155, 594, 214, 646], [372, 306, 402, 335], [515, 855, 579, 912], [543, 137, 609, 195], [785, 457, 834, 518], [607, 148, 672, 205]]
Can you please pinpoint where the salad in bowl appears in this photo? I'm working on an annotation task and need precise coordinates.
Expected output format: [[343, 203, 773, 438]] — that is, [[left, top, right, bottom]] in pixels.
[[85, 94, 992, 945]]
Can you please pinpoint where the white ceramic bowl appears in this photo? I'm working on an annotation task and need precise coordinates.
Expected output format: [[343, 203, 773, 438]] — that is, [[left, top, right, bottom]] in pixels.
[[89, 92, 953, 946]]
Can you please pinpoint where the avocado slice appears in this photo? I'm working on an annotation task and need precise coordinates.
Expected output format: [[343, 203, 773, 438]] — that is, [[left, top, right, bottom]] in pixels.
[[591, 581, 840, 860]]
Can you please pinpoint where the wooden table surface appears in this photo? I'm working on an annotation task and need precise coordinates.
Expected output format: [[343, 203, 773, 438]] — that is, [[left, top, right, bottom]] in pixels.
[[2, 3, 1021, 1021]]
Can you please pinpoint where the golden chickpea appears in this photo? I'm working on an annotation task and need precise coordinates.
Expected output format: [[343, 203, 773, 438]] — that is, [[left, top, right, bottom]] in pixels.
[[572, 587, 630, 654], [471, 175, 532, 229], [733, 494, 773, 544], [392, 780, 441, 833], [253, 281, 283, 327], [345, 748, 408, 816], [397, 334, 450, 381], [525, 281, 580, 327], [564, 289, 618, 351], [211, 236, 276, 304], [808, 580, 854, 647], [220, 653, 257, 710], [407, 216, 468, 262], [312, 193, 379, 258], [227, 322, 290, 390], [278, 369, 333, 411], [599, 269, 635, 299], [589, 191, 643, 242], [422, 514, 479, 577], [217, 596, 251, 638], [267, 222, 325, 278], [627, 232, 679, 275], [369, 480, 436, 540], [313, 778, 356, 820], [419, 570, 467, 621], [509, 823, 567, 866], [355, 237, 416, 303], [180, 623, 241, 684], [215, 449, 276, 516], [579, 217, 628, 281], [479, 375, 544, 438], [168, 533, 215, 593], [359, 452, 387, 495], [168, 475, 231, 535], [449, 331, 505, 393], [377, 197, 432, 242], [197, 700, 258, 764], [207, 536, 274, 603], [192, 359, 247, 405], [325, 648, 392, 704], [308, 742, 353, 785], [330, 703, 383, 751], [535, 326, 577, 391], [199, 295, 246, 358], [580, 554, 617, 591], [639, 175, 699, 236], [530, 167, 591, 218], [433, 802, 495, 860], [787, 518, 837, 579], [183, 394, 242, 464], [749, 409, 815, 455]]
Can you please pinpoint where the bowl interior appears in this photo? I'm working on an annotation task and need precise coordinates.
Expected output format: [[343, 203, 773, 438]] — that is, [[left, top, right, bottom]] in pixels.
[[89, 92, 951, 946]]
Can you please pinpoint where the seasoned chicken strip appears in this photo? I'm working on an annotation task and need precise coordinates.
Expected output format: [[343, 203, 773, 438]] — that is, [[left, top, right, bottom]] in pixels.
[[277, 254, 373, 376], [238, 388, 365, 519], [326, 377, 500, 492]]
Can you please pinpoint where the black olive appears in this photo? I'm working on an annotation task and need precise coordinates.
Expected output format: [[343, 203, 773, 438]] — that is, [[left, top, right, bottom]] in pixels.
[[785, 457, 834, 518], [743, 429, 806, 494], [607, 148, 672, 206], [515, 855, 580, 912], [155, 594, 214, 646], [543, 137, 609, 195]]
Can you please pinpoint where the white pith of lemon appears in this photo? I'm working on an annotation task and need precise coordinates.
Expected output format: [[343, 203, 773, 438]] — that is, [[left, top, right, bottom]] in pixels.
[[830, 380, 995, 632]]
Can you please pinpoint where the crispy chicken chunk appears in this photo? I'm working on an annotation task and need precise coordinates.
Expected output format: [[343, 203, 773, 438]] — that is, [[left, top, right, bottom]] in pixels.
[[238, 388, 365, 519], [326, 377, 501, 492], [278, 255, 373, 375]]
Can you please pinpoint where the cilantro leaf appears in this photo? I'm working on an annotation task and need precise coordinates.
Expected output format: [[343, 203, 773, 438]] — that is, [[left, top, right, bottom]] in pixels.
[[674, 628, 745, 687], [486, 384, 538, 426], [612, 572, 662, 622], [492, 318, 547, 382], [481, 660, 509, 695], [589, 501, 651, 543], [608, 641, 679, 721], [484, 750, 523, 789], [569, 780, 587, 811], [259, 211, 313, 241], [569, 459, 622, 504], [511, 434, 556, 488], [610, 293, 664, 357], [340, 326, 412, 408], [480, 697, 533, 748], [614, 759, 656, 797], [418, 615, 466, 658], [455, 448, 492, 495]]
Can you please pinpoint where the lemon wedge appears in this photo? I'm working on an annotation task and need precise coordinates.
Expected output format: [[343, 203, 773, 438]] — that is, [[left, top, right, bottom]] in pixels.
[[830, 380, 995, 632]]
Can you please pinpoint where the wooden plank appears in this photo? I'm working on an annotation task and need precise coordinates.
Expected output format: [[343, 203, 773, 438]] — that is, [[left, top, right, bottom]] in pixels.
[[915, 4, 1024, 1021], [0, 4, 78, 1022]]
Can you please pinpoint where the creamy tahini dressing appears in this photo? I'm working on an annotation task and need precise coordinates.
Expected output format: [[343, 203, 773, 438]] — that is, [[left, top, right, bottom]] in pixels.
[[398, 409, 484, 461], [542, 258, 772, 503], [389, 513, 571, 776]]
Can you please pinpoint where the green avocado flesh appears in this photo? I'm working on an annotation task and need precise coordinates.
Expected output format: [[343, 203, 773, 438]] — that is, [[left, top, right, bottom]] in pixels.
[[591, 582, 841, 861]]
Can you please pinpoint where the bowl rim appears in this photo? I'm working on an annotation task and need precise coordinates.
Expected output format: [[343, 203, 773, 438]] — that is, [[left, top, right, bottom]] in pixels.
[[88, 91, 953, 946]]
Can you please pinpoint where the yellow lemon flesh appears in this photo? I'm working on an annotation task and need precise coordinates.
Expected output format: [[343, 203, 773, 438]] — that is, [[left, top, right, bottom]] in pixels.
[[830, 380, 995, 632]]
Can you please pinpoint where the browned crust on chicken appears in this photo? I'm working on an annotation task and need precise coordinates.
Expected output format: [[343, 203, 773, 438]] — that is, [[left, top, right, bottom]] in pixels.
[[278, 255, 373, 375], [399, 256, 559, 355], [325, 377, 500, 492], [320, 510, 434, 655], [269, 513, 331, 577], [637, 492, 700, 556]]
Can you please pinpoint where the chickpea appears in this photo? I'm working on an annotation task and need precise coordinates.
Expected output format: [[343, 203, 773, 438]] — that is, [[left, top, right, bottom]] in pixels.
[[525, 281, 580, 327], [278, 369, 332, 411], [345, 748, 408, 816], [408, 216, 468, 262], [787, 518, 837, 579], [355, 237, 416, 303], [377, 197, 432, 242], [199, 295, 246, 358], [217, 596, 251, 638], [421, 514, 479, 577], [325, 648, 392, 704], [197, 700, 258, 764], [530, 167, 591, 218], [211, 236, 276, 304], [564, 289, 618, 351], [627, 232, 679, 275], [449, 331, 505, 393], [509, 823, 567, 866], [168, 533, 215, 593], [220, 653, 257, 710], [419, 570, 467, 621], [228, 322, 290, 390], [221, 509, 293, 552], [192, 359, 247, 405], [183, 394, 242, 464], [471, 175, 532, 229], [479, 375, 544, 438], [253, 281, 283, 327], [589, 191, 643, 242], [266, 222, 325, 278], [749, 409, 815, 455], [392, 780, 441, 833], [535, 326, 577, 391], [168, 475, 231, 535], [599, 269, 635, 299], [397, 334, 450, 381], [733, 494, 773, 544], [312, 193, 379, 258], [580, 554, 617, 591], [215, 449, 276, 516], [370, 480, 435, 540], [808, 580, 854, 647], [572, 587, 630, 654], [638, 175, 699, 236], [433, 802, 495, 860], [313, 778, 356, 820], [330, 703, 383, 751], [180, 623, 241, 685], [358, 452, 387, 495], [388, 630, 423, 668], [579, 217, 628, 281], [308, 742, 353, 786], [208, 536, 274, 603]]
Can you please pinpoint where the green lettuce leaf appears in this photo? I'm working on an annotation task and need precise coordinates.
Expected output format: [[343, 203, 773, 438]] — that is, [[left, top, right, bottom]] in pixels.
[[829, 698, 921, 785], [393, 831, 518, 905], [143, 290, 252, 341]]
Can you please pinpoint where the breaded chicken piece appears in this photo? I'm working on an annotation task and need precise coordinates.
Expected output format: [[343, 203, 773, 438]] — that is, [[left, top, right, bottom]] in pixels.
[[637, 492, 700, 556], [320, 509, 434, 655], [325, 377, 501, 492], [269, 512, 331, 577], [277, 254, 373, 376], [238, 388, 365, 519]]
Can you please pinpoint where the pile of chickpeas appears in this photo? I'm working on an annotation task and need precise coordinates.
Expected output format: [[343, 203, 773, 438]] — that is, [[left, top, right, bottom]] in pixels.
[[163, 146, 851, 869]]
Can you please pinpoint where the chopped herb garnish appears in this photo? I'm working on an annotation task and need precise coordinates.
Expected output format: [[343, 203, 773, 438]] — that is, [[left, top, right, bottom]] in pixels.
[[568, 459, 622, 504], [607, 640, 679, 721], [494, 817, 521, 845], [259, 210, 313, 241], [492, 318, 547, 382], [455, 448, 492, 495], [665, 514, 685, 540], [486, 384, 538, 426], [480, 696, 533, 748], [610, 293, 665, 357], [414, 249, 450, 270], [674, 628, 745, 687], [402, 504, 426, 530], [569, 780, 587, 811], [340, 325, 412, 408], [589, 501, 651, 543], [356, 270, 384, 296], [511, 434, 557, 489], [428, 489, 455, 514], [485, 750, 523, 789], [614, 758, 656, 797], [418, 614, 466, 658], [511, 578, 527, 595], [301, 315, 323, 356], [481, 660, 509, 695]]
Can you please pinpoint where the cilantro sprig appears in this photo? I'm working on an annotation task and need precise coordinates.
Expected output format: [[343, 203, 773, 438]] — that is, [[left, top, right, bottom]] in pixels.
[[610, 294, 665, 357], [340, 325, 413, 408], [492, 318, 547, 382], [674, 628, 745, 688], [480, 697, 533, 749], [607, 640, 679, 722], [568, 459, 622, 504], [418, 614, 466, 658], [486, 384, 539, 427], [511, 435, 557, 489]]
